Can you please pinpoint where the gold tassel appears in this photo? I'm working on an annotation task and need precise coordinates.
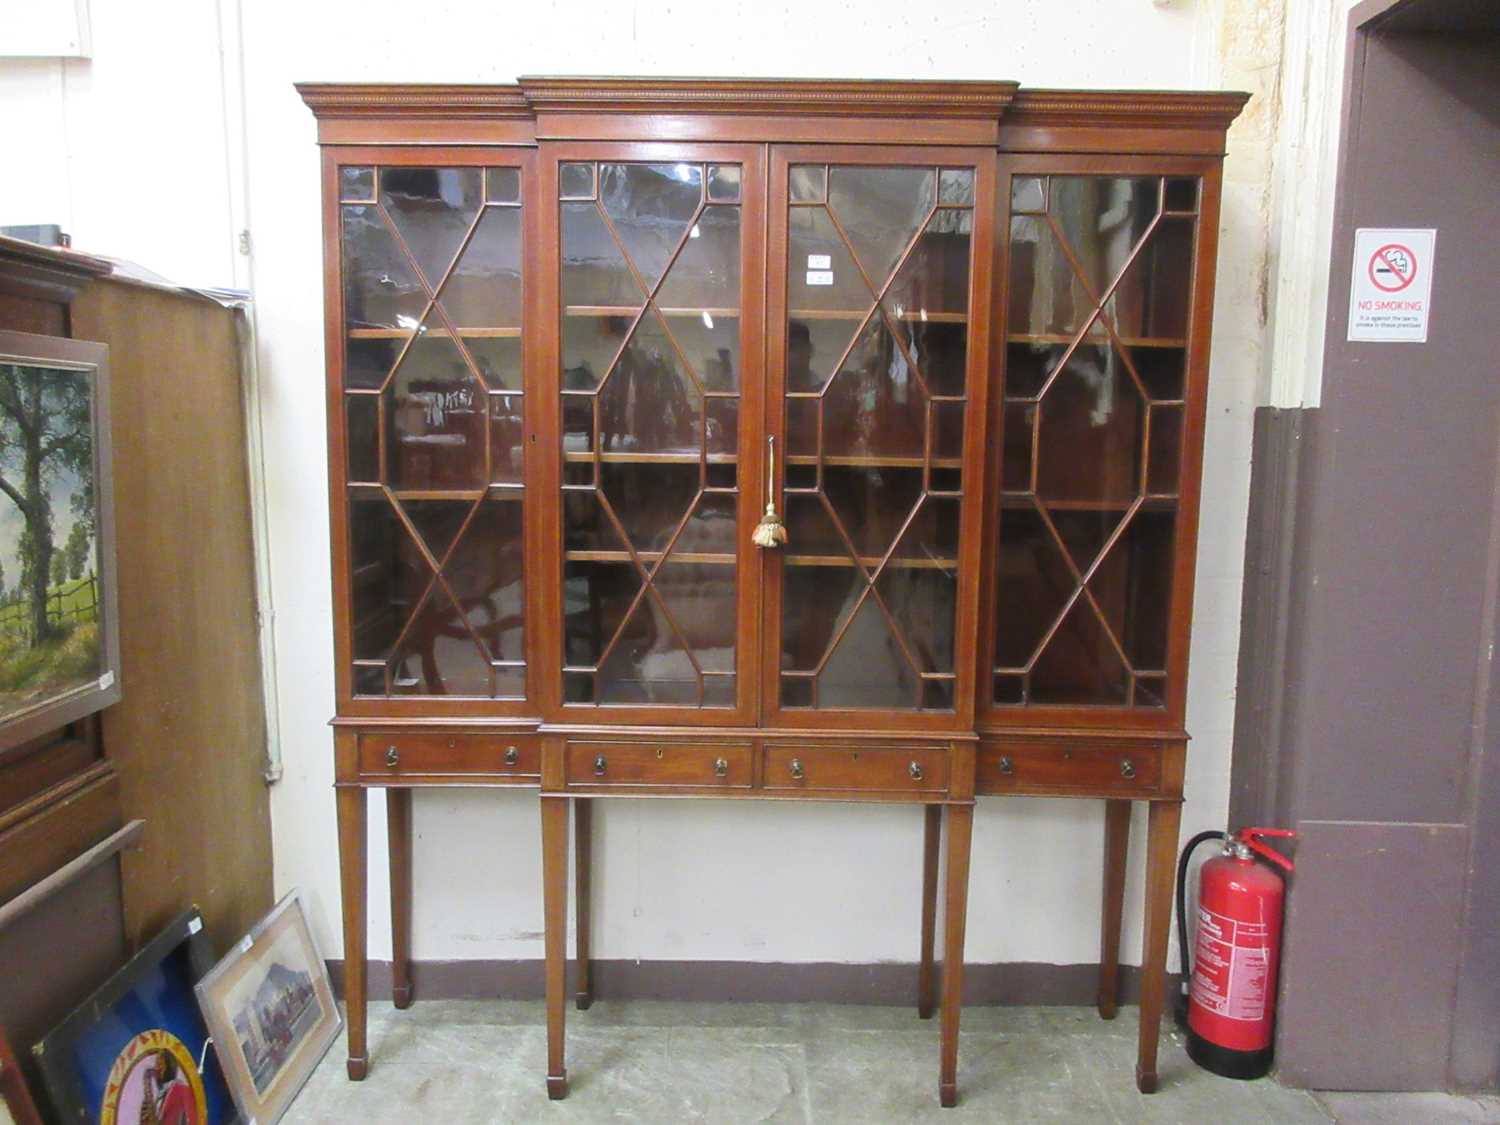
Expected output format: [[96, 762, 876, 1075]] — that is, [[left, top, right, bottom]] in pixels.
[[752, 435, 788, 548], [752, 502, 788, 548]]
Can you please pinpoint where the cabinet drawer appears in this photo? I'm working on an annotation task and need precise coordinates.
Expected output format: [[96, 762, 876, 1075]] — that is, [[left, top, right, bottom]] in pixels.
[[357, 732, 540, 778], [762, 745, 949, 794], [565, 741, 752, 789], [976, 739, 1162, 796]]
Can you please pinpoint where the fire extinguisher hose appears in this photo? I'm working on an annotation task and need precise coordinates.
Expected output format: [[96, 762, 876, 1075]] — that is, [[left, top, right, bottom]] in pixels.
[[1174, 829, 1227, 1027]]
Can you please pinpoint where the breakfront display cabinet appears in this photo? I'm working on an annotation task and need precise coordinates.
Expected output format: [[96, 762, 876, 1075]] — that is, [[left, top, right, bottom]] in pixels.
[[300, 78, 1246, 1106]]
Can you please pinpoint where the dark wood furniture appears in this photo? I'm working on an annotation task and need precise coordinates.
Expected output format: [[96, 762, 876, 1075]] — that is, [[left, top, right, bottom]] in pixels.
[[300, 78, 1245, 1106], [0, 237, 274, 1096]]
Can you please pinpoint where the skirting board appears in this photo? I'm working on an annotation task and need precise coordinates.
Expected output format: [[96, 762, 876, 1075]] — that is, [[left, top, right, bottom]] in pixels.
[[327, 959, 1174, 1007]]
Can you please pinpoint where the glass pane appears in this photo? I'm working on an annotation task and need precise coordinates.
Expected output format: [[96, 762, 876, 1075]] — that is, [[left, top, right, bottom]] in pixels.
[[341, 166, 375, 202], [380, 167, 483, 291], [707, 164, 741, 202], [486, 166, 521, 204], [346, 396, 378, 482], [1105, 216, 1195, 342], [826, 166, 934, 285], [656, 204, 740, 313], [1035, 344, 1144, 506], [346, 335, 405, 391], [994, 174, 1194, 708], [789, 164, 825, 203], [446, 499, 525, 667], [779, 161, 971, 712], [1011, 176, 1045, 214], [349, 496, 416, 662], [560, 162, 596, 200], [820, 597, 918, 708], [489, 393, 525, 485], [1164, 177, 1198, 212], [1147, 405, 1183, 494], [341, 205, 427, 331], [560, 159, 741, 709], [597, 311, 701, 458], [598, 162, 703, 290], [436, 207, 522, 329], [389, 584, 492, 696], [1048, 177, 1158, 301], [340, 167, 527, 699], [939, 169, 975, 206], [383, 317, 486, 491]]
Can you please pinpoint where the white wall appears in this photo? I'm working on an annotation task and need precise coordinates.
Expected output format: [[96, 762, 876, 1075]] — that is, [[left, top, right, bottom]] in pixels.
[[1, 0, 1302, 972]]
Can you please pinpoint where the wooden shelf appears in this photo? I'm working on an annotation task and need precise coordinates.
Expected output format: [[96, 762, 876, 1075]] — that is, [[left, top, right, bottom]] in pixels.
[[786, 454, 961, 470], [784, 554, 958, 570], [999, 493, 1179, 511], [1008, 332, 1184, 349], [565, 306, 741, 318], [790, 309, 967, 323], [562, 451, 738, 464], [565, 550, 733, 565], [349, 326, 522, 339]]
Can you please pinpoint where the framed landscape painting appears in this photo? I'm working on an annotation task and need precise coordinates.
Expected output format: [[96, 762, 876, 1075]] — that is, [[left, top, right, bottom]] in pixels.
[[195, 890, 341, 1125], [0, 330, 120, 750]]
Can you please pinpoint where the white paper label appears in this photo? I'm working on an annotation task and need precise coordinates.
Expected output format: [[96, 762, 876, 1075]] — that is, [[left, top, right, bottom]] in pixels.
[[806, 270, 834, 287], [1347, 227, 1436, 343], [807, 254, 832, 269], [98, 670, 115, 690]]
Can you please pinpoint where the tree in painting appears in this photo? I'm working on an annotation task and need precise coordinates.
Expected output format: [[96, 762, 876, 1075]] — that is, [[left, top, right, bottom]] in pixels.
[[0, 362, 100, 711]]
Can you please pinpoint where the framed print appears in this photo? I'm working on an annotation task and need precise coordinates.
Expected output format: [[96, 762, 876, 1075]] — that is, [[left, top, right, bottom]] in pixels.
[[194, 890, 340, 1125], [0, 1022, 43, 1125], [32, 909, 237, 1124], [0, 330, 120, 753]]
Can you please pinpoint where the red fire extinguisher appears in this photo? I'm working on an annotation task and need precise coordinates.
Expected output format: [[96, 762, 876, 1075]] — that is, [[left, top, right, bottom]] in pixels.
[[1175, 826, 1295, 1080]]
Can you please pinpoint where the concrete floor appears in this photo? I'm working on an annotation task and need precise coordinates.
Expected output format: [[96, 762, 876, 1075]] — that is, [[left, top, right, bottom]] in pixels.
[[284, 999, 1335, 1123]]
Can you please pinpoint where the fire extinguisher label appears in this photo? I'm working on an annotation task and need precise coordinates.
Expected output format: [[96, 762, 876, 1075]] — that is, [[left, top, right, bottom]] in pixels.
[[1193, 906, 1269, 1021]]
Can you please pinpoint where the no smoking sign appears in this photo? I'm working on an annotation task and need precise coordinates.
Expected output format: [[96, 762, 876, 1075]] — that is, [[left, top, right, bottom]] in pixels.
[[1348, 228, 1436, 342]]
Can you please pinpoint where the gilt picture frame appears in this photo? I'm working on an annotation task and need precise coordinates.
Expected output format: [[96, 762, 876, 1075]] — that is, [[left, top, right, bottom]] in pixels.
[[194, 890, 341, 1125], [0, 330, 120, 753]]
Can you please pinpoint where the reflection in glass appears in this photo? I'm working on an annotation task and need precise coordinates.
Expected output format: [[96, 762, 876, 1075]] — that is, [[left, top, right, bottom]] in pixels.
[[383, 323, 486, 490], [779, 161, 972, 711], [341, 166, 375, 202], [994, 175, 1196, 708], [380, 167, 483, 291], [340, 165, 528, 698], [558, 159, 742, 708], [486, 166, 521, 204]]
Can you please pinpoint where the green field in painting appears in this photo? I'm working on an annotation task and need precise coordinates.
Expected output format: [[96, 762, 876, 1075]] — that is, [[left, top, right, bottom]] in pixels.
[[0, 576, 102, 713]]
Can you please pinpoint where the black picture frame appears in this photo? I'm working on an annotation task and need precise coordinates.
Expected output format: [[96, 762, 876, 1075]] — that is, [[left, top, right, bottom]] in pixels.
[[0, 330, 121, 754], [31, 909, 239, 1124]]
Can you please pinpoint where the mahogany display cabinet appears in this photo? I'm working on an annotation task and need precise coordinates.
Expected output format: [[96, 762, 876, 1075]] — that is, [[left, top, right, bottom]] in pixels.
[[299, 78, 1247, 1106]]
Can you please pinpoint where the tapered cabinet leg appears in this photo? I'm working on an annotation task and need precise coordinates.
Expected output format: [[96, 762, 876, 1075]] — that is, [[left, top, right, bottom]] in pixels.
[[543, 796, 570, 1100], [387, 787, 414, 1010], [1136, 799, 1183, 1094], [575, 798, 593, 1010], [938, 803, 974, 1108], [336, 786, 369, 1080], [918, 804, 941, 1020], [1097, 799, 1131, 1020]]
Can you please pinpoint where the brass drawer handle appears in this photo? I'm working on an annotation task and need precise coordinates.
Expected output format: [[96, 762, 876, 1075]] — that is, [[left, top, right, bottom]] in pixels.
[[909, 760, 924, 782], [385, 745, 399, 768], [1121, 758, 1136, 780], [714, 757, 729, 778], [998, 755, 1013, 775], [504, 745, 519, 766], [593, 754, 607, 777], [789, 757, 804, 780]]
